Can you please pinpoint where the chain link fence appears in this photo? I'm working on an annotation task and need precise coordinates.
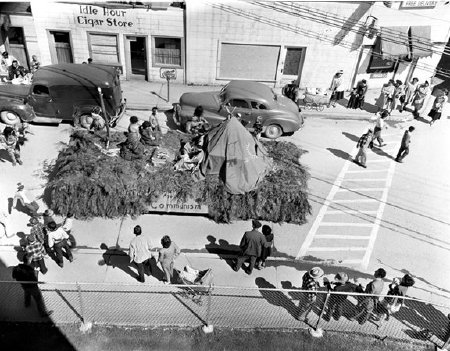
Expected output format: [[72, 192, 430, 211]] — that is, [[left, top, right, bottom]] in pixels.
[[0, 280, 449, 348]]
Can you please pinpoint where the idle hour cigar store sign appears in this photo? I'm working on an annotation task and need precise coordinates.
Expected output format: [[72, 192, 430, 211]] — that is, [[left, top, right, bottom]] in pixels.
[[76, 5, 134, 28]]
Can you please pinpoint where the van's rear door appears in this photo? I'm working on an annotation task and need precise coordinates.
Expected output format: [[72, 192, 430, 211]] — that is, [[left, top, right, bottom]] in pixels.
[[27, 84, 57, 120]]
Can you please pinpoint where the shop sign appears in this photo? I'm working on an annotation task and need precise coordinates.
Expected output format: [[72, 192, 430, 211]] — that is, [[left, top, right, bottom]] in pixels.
[[76, 5, 134, 28], [400, 1, 437, 9], [370, 72, 388, 79], [149, 193, 209, 214]]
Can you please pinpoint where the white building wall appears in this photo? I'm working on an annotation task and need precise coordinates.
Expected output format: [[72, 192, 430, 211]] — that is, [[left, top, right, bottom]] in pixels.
[[186, 0, 369, 89], [8, 14, 38, 66], [29, 0, 184, 81]]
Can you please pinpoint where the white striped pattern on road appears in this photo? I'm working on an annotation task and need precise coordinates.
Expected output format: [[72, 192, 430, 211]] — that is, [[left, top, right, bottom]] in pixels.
[[296, 129, 402, 268]]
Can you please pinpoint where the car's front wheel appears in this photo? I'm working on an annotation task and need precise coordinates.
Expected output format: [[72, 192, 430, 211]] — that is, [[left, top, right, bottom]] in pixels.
[[0, 111, 21, 125], [264, 124, 283, 139]]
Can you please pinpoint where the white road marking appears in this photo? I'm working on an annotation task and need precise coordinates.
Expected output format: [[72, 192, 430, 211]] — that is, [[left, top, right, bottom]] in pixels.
[[342, 178, 387, 182], [346, 169, 388, 173], [332, 199, 378, 203], [337, 188, 385, 192], [297, 127, 402, 267], [319, 222, 373, 227], [326, 210, 377, 214], [315, 235, 371, 239], [308, 247, 367, 252], [360, 160, 396, 268]]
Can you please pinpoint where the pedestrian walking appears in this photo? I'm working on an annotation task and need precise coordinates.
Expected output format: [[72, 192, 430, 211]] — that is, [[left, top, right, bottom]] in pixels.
[[395, 126, 415, 163], [129, 225, 153, 283], [428, 90, 448, 126], [374, 110, 389, 147], [47, 221, 73, 268], [256, 225, 274, 269], [24, 234, 48, 276], [42, 209, 55, 227], [377, 274, 415, 321], [324, 272, 357, 320], [297, 266, 324, 323], [233, 219, 268, 274], [376, 79, 395, 112], [390, 80, 405, 114], [12, 258, 52, 317], [353, 129, 374, 168], [158, 235, 180, 284], [350, 268, 386, 324], [0, 126, 22, 166], [329, 70, 345, 107], [12, 184, 39, 216]]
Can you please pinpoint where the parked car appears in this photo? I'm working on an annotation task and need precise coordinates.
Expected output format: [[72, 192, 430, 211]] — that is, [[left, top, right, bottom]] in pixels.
[[0, 63, 126, 126], [173, 80, 304, 139]]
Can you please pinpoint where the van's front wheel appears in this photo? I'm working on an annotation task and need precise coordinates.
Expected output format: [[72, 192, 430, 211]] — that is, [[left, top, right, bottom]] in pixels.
[[264, 124, 283, 139], [0, 111, 21, 125]]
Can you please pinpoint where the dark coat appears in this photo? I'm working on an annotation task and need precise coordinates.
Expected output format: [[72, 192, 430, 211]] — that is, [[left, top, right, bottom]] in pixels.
[[239, 229, 267, 257]]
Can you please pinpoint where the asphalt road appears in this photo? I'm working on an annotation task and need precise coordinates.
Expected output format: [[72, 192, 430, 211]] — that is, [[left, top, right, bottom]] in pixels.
[[0, 110, 449, 307]]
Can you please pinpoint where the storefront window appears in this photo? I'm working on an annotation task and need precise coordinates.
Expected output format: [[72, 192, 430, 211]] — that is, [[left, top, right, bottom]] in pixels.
[[367, 50, 396, 73], [88, 33, 119, 64], [153, 37, 181, 67]]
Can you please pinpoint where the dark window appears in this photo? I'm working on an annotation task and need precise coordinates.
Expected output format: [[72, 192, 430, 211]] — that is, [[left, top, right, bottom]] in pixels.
[[229, 99, 250, 108], [251, 101, 267, 109], [283, 48, 303, 76], [7, 27, 25, 45], [32, 85, 49, 95], [153, 37, 181, 66]]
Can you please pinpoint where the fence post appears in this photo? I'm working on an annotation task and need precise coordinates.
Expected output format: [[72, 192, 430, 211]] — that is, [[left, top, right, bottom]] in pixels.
[[76, 282, 92, 333], [202, 284, 214, 334], [309, 292, 330, 338], [437, 314, 450, 351]]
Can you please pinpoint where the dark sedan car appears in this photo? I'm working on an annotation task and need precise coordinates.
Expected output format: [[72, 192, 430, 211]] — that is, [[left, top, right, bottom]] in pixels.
[[174, 80, 304, 139]]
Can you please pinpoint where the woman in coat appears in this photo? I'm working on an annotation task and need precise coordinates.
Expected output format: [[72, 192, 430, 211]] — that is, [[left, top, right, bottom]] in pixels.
[[376, 80, 395, 112], [412, 81, 430, 118], [256, 225, 274, 269], [329, 70, 345, 107], [401, 77, 419, 112], [158, 235, 180, 284], [428, 89, 448, 125]]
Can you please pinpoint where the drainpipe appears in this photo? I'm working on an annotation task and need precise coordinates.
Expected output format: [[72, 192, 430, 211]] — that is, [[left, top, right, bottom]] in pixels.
[[183, 2, 188, 85]]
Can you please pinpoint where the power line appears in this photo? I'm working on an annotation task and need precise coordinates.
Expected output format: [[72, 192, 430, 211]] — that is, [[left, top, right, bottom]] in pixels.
[[253, 1, 450, 57], [207, 2, 450, 79]]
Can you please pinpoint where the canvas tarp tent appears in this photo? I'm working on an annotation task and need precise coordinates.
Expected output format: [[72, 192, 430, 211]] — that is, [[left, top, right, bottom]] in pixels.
[[200, 117, 273, 194]]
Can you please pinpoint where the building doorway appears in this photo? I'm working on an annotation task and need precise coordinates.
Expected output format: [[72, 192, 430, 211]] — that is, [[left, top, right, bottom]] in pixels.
[[5, 27, 29, 70], [48, 31, 73, 64], [126, 36, 147, 80], [280, 47, 306, 86]]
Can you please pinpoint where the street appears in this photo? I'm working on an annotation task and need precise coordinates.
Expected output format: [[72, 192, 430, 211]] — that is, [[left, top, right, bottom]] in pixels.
[[1, 105, 449, 308]]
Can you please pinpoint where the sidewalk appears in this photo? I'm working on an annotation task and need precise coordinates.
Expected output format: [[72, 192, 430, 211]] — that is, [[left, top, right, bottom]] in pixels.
[[120, 79, 421, 122]]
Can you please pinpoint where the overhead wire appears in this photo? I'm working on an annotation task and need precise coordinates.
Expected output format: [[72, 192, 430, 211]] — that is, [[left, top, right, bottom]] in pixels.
[[207, 1, 450, 79]]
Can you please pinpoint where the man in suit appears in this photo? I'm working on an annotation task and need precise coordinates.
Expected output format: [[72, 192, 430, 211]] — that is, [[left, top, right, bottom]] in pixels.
[[233, 219, 268, 275]]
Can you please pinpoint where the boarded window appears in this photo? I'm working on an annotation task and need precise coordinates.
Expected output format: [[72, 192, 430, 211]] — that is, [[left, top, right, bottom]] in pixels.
[[153, 37, 181, 67], [89, 33, 119, 64], [219, 43, 280, 81]]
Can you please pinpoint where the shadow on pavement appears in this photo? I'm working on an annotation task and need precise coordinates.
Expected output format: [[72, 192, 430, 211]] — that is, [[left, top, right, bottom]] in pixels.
[[371, 145, 396, 160], [342, 131, 359, 143], [205, 235, 240, 270], [255, 277, 299, 320], [327, 148, 352, 161], [0, 258, 75, 350], [337, 98, 378, 114]]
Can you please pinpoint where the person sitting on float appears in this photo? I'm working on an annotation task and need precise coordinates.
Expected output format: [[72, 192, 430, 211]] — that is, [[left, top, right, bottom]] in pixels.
[[139, 121, 160, 147], [186, 106, 210, 135]]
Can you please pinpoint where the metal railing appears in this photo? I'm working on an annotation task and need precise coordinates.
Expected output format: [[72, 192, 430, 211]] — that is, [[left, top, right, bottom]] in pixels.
[[0, 280, 449, 348]]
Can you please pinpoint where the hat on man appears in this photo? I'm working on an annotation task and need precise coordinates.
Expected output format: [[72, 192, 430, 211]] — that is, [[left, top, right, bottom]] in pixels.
[[337, 70, 344, 74], [17, 183, 25, 190], [27, 234, 36, 243], [252, 219, 262, 229], [309, 267, 324, 279], [29, 217, 39, 225], [44, 209, 54, 217], [47, 221, 57, 231], [334, 272, 349, 284]]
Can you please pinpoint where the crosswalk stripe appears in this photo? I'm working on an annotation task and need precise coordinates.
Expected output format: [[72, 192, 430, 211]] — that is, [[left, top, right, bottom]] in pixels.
[[337, 188, 385, 192], [332, 199, 378, 203], [315, 235, 371, 239], [341, 178, 386, 181], [319, 222, 373, 227], [326, 210, 377, 214], [346, 169, 388, 173], [308, 247, 366, 252]]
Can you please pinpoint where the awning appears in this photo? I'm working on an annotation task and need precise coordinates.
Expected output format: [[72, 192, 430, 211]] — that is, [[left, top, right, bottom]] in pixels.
[[410, 26, 433, 58], [379, 26, 410, 59]]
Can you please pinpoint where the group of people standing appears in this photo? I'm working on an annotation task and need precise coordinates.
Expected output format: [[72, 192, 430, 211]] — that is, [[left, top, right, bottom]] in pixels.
[[1, 51, 40, 82], [297, 266, 415, 325]]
